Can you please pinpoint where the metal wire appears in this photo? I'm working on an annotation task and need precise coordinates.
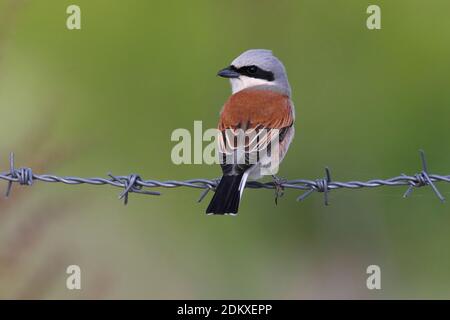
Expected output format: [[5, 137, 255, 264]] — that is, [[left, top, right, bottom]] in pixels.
[[1, 150, 449, 205]]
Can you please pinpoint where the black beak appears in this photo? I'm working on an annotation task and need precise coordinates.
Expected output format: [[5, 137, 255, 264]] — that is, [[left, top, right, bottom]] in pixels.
[[217, 66, 240, 78]]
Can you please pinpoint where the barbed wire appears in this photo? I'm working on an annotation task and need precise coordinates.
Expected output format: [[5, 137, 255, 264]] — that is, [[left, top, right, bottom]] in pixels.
[[0, 150, 449, 206]]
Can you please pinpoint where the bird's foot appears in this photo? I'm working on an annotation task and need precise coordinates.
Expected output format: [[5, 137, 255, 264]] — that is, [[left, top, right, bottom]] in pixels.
[[272, 175, 286, 205]]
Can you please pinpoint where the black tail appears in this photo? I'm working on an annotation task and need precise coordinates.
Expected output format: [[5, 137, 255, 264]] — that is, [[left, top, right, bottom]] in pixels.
[[206, 174, 243, 215]]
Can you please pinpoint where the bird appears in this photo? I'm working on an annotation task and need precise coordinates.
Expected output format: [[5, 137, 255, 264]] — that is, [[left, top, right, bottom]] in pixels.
[[206, 49, 295, 215]]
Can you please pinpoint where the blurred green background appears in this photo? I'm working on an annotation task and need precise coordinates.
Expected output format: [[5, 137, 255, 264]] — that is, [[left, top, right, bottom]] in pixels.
[[0, 0, 450, 299]]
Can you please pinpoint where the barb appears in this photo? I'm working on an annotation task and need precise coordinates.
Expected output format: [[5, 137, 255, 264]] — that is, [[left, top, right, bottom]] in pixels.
[[5, 152, 33, 197], [1, 150, 449, 205], [297, 167, 332, 205], [402, 150, 445, 202], [108, 173, 160, 205]]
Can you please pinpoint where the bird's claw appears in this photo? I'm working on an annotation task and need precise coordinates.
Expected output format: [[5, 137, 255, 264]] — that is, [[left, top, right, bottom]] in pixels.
[[272, 175, 286, 205]]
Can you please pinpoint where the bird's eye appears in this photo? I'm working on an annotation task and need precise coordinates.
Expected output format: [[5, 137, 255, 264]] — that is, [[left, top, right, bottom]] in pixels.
[[247, 66, 258, 73]]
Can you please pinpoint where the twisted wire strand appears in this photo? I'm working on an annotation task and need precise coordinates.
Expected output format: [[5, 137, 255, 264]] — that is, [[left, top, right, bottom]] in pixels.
[[1, 150, 449, 205]]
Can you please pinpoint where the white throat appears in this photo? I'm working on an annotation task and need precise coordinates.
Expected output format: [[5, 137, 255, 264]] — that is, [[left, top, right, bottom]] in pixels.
[[230, 76, 275, 94]]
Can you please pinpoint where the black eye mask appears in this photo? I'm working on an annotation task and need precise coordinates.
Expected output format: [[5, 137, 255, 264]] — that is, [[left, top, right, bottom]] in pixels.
[[230, 65, 275, 82]]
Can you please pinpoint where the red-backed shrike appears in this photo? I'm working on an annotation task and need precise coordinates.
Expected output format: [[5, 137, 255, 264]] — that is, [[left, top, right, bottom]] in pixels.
[[206, 49, 295, 215]]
